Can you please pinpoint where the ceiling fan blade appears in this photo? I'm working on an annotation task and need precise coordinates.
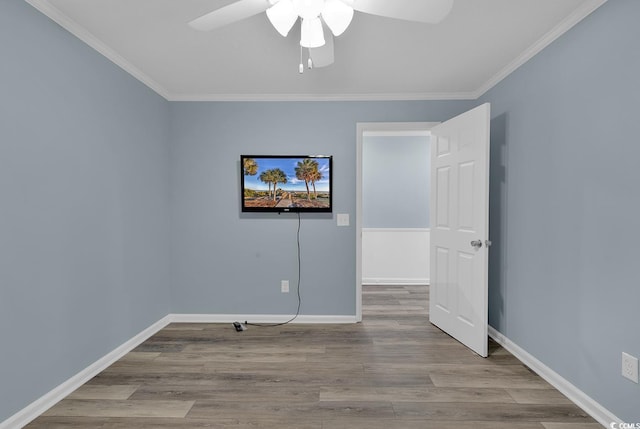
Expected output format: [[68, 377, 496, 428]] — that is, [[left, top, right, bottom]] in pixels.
[[343, 0, 454, 24], [309, 32, 334, 68], [188, 0, 272, 31]]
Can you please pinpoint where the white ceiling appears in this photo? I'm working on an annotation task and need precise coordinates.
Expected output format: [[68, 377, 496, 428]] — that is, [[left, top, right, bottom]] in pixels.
[[26, 0, 606, 101]]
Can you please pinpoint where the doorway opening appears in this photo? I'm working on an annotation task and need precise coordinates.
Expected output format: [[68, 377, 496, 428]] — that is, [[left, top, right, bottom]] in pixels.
[[355, 122, 437, 321]]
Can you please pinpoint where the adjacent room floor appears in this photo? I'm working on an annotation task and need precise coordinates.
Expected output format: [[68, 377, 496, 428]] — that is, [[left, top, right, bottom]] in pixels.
[[26, 285, 601, 428]]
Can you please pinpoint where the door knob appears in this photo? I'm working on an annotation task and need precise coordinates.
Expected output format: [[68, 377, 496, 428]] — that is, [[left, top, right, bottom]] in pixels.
[[470, 240, 483, 249]]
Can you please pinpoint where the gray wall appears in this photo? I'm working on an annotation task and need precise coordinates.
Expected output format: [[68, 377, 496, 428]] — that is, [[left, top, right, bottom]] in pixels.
[[3, 0, 637, 423], [0, 0, 171, 421], [169, 101, 471, 315], [362, 135, 430, 228], [481, 0, 640, 420]]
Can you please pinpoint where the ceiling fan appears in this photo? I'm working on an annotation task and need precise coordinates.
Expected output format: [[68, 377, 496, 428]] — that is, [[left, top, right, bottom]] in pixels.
[[188, 0, 454, 71]]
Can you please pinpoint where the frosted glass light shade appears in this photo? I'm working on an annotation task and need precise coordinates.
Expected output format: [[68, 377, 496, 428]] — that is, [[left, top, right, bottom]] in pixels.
[[300, 17, 325, 48], [322, 0, 353, 36], [266, 0, 298, 37]]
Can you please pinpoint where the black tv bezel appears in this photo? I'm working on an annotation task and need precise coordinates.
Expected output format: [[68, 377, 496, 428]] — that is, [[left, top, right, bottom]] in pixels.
[[240, 154, 333, 213]]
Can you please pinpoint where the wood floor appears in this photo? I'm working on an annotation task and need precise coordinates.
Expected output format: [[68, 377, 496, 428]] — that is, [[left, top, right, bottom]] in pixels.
[[26, 285, 601, 428]]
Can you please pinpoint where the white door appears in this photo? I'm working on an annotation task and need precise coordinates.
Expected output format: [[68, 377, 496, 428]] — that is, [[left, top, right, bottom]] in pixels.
[[429, 103, 490, 357]]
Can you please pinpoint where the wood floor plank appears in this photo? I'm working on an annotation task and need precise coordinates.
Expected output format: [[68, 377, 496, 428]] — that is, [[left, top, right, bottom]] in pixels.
[[362, 289, 410, 295], [363, 304, 426, 311], [24, 285, 599, 428], [42, 399, 195, 418], [541, 423, 605, 429], [22, 416, 112, 429], [427, 363, 554, 389], [129, 384, 320, 402], [392, 402, 594, 422], [322, 419, 546, 429], [101, 362, 206, 374], [319, 385, 516, 403], [186, 400, 396, 420], [155, 351, 309, 364], [429, 371, 552, 389], [507, 388, 573, 404], [67, 385, 139, 400], [181, 343, 326, 354]]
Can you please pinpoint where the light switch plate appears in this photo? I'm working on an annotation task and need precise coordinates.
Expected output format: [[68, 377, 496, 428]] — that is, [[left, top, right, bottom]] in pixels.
[[337, 213, 349, 226]]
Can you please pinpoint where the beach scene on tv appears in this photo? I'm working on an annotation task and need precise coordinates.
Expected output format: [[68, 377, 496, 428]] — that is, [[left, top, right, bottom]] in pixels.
[[242, 157, 331, 210]]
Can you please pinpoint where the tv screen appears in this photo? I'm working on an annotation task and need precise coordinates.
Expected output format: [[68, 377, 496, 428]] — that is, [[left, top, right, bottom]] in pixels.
[[241, 155, 333, 213]]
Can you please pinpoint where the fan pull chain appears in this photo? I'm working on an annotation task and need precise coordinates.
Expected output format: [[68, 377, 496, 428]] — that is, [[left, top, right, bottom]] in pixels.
[[299, 45, 304, 73], [299, 47, 314, 74]]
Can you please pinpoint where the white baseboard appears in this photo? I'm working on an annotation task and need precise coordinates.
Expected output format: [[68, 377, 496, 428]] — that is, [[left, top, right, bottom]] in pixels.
[[0, 315, 172, 429], [1, 313, 357, 428], [488, 326, 621, 427], [169, 314, 358, 324], [362, 278, 429, 286]]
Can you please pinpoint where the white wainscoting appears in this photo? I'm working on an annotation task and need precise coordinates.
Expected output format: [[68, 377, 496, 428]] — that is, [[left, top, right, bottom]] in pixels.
[[362, 228, 430, 285]]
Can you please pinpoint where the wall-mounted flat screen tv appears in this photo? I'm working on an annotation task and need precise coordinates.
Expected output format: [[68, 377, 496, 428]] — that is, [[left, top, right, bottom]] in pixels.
[[241, 155, 333, 213]]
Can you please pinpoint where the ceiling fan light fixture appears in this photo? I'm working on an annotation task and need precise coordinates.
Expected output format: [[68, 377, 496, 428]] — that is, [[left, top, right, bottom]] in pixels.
[[300, 17, 325, 48], [266, 0, 298, 37], [321, 0, 353, 36], [292, 0, 325, 20]]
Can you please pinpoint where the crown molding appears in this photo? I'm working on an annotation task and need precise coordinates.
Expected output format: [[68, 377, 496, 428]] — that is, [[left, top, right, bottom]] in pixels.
[[473, 0, 608, 99], [24, 0, 476, 102], [24, 0, 171, 100], [25, 0, 607, 103], [166, 91, 477, 102]]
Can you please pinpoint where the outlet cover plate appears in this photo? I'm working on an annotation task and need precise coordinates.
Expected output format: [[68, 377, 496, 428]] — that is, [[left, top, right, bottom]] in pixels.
[[281, 280, 289, 293], [622, 352, 639, 383]]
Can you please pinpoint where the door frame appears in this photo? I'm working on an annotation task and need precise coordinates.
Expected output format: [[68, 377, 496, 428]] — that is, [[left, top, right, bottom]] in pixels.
[[355, 121, 438, 321]]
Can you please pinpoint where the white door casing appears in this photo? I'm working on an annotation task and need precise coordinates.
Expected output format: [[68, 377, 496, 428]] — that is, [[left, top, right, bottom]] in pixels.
[[429, 103, 490, 357]]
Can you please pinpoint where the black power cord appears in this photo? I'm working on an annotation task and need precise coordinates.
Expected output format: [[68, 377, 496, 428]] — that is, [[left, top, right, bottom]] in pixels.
[[243, 211, 302, 328]]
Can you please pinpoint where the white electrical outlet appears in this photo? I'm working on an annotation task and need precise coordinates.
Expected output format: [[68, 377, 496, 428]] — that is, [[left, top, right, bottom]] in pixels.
[[622, 352, 639, 383], [281, 280, 289, 293]]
